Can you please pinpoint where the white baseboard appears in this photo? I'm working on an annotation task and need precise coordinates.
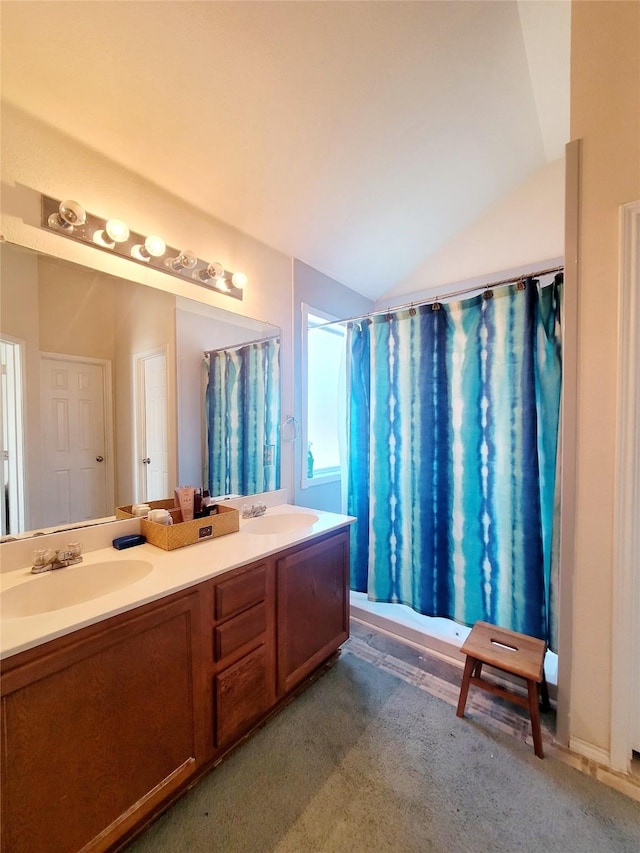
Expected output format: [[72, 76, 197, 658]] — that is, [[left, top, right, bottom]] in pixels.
[[569, 737, 610, 766]]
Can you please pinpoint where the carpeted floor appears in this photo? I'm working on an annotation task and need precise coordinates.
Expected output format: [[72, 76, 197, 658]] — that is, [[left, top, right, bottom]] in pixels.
[[126, 636, 640, 853]]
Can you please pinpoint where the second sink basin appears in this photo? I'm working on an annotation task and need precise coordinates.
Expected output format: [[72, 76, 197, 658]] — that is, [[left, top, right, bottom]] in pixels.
[[1, 560, 154, 619], [241, 511, 319, 535]]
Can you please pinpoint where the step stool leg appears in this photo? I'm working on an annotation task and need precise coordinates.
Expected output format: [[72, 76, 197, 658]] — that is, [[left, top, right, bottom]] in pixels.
[[527, 678, 544, 759], [456, 656, 476, 718]]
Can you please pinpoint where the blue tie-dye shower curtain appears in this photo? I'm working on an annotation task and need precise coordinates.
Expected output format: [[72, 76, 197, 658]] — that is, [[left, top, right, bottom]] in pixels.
[[205, 337, 280, 496], [347, 280, 562, 648]]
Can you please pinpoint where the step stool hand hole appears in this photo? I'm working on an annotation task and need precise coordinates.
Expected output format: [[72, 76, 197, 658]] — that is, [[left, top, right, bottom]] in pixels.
[[490, 639, 518, 652]]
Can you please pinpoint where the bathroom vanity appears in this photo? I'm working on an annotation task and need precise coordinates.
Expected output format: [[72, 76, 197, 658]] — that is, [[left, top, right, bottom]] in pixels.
[[0, 505, 353, 852]]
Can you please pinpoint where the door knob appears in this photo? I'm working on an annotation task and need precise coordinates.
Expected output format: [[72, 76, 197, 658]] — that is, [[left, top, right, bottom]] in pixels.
[[142, 457, 151, 464], [96, 456, 104, 462]]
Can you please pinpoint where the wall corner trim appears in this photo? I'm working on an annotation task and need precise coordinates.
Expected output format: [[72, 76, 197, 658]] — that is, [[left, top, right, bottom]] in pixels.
[[610, 199, 640, 773]]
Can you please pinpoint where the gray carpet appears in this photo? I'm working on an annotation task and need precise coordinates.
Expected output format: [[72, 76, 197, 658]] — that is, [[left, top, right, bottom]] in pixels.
[[127, 652, 640, 852]]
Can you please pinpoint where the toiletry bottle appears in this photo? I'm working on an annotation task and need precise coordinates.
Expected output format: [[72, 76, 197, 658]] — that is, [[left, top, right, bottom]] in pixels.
[[201, 490, 218, 515], [194, 487, 203, 518], [176, 486, 195, 522]]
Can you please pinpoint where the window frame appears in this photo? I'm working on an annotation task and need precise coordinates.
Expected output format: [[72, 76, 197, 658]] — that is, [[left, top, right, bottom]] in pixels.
[[300, 303, 344, 490]]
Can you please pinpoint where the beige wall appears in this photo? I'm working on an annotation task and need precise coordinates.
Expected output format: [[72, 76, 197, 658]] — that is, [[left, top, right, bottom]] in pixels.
[[37, 257, 117, 359], [569, 0, 640, 754]]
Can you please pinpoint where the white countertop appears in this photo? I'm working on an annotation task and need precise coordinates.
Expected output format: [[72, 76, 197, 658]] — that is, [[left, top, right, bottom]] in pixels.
[[0, 504, 354, 660]]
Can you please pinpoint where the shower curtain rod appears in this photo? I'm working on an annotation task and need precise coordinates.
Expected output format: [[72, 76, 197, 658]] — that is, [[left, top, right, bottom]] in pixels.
[[203, 333, 280, 357], [317, 264, 564, 329]]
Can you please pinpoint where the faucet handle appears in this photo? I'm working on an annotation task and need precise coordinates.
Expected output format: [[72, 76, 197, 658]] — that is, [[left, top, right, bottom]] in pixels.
[[68, 542, 83, 558], [32, 549, 48, 568]]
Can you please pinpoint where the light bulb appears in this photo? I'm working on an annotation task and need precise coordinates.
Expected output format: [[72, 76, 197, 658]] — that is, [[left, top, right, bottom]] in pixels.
[[198, 261, 225, 283], [167, 249, 197, 271], [106, 219, 129, 243], [94, 218, 129, 248], [48, 199, 86, 230], [144, 235, 166, 257], [215, 278, 230, 292], [231, 271, 248, 289], [131, 235, 166, 261]]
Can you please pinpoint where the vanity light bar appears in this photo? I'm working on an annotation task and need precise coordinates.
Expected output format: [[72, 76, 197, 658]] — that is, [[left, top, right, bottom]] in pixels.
[[40, 195, 246, 301]]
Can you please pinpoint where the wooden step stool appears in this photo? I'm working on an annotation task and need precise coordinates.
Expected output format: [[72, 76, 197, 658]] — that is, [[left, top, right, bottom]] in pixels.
[[456, 621, 550, 758]]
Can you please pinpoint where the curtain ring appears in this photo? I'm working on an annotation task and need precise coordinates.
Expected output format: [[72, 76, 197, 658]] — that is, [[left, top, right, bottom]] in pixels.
[[516, 278, 526, 291], [409, 303, 416, 316], [483, 289, 494, 300], [431, 301, 441, 311]]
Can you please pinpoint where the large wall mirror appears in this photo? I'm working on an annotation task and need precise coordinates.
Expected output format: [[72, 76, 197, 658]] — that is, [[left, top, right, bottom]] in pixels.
[[0, 242, 281, 539]]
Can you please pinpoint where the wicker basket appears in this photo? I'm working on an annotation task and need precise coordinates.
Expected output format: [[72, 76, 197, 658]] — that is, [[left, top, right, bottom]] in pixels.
[[115, 501, 239, 550]]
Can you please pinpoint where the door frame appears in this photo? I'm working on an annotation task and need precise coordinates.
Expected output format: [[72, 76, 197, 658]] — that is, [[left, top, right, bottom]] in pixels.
[[0, 335, 26, 536], [40, 351, 115, 522], [611, 200, 640, 772], [133, 346, 169, 504]]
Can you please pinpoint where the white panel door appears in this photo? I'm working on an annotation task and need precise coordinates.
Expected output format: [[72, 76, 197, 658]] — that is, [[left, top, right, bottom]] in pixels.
[[142, 353, 169, 502], [40, 357, 108, 528]]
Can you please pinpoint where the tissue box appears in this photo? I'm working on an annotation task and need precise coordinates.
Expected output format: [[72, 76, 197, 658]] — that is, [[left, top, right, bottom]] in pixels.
[[116, 501, 239, 550]]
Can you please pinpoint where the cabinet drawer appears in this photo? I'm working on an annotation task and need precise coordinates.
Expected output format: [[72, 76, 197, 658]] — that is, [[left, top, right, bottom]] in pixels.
[[214, 602, 266, 661], [214, 644, 270, 747], [214, 565, 266, 621]]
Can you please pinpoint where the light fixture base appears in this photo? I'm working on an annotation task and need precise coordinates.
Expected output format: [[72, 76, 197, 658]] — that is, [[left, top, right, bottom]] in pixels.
[[41, 195, 244, 301]]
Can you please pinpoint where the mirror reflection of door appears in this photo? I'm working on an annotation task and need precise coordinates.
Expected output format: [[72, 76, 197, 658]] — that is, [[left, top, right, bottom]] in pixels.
[[39, 354, 111, 528], [135, 350, 169, 503], [0, 338, 25, 536]]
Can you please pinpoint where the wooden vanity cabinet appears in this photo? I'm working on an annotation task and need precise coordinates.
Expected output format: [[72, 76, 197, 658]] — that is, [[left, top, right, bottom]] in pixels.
[[0, 589, 207, 853], [277, 529, 350, 694], [0, 525, 350, 852]]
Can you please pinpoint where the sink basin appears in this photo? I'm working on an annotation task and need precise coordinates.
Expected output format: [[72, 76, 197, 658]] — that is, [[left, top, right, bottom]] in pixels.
[[1, 560, 154, 618], [241, 512, 319, 535]]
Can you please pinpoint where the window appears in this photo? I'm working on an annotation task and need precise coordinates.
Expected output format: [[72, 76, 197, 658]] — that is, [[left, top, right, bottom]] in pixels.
[[301, 304, 346, 488]]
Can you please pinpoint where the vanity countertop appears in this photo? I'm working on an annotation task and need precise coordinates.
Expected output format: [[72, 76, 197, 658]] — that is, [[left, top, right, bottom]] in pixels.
[[0, 504, 354, 660]]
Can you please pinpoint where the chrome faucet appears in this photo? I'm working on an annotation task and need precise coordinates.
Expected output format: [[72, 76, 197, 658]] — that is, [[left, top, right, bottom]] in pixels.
[[31, 543, 83, 574], [241, 502, 267, 519]]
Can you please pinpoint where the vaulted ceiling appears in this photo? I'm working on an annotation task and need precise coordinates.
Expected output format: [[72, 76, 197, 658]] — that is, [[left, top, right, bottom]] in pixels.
[[1, 1, 570, 299]]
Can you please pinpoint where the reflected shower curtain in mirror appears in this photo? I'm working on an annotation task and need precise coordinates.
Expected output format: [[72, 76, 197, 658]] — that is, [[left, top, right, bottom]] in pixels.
[[205, 337, 280, 496], [347, 280, 562, 649]]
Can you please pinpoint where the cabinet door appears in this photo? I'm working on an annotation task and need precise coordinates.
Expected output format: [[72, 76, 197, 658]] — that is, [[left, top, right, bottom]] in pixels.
[[1, 592, 204, 853], [214, 644, 271, 748], [277, 530, 349, 694]]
